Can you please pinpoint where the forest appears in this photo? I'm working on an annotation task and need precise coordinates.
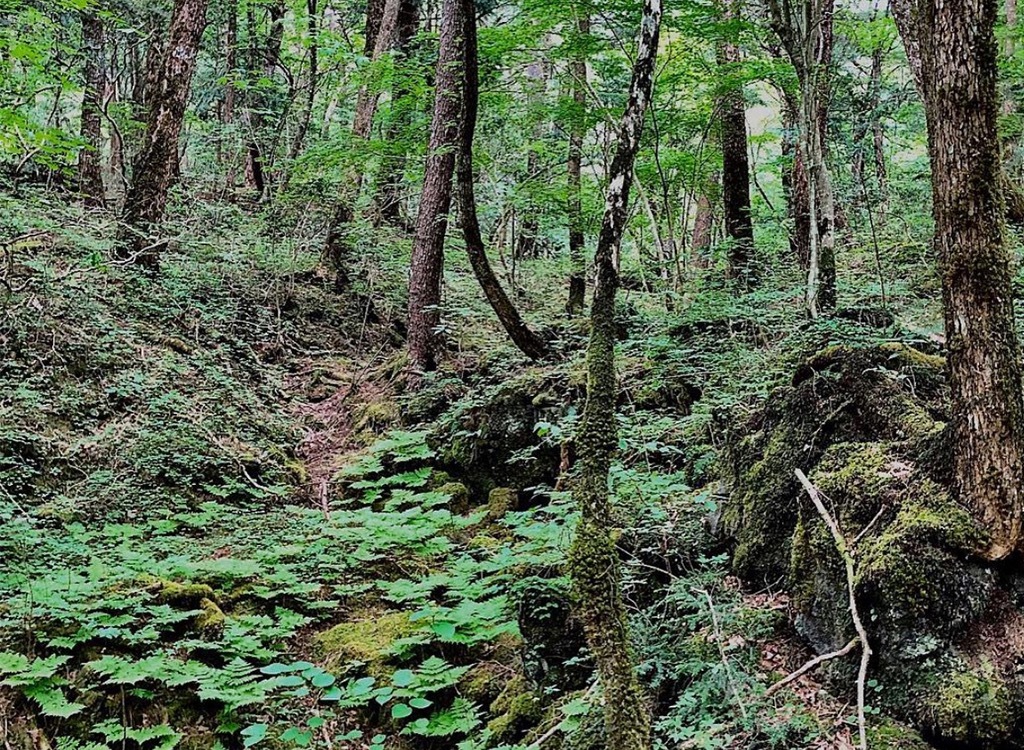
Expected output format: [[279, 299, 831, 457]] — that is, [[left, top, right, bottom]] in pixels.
[[3, 0, 1024, 747]]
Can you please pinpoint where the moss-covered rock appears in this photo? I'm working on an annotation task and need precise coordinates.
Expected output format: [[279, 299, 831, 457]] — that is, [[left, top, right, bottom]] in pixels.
[[867, 719, 934, 749], [195, 597, 225, 635], [317, 609, 418, 678], [436, 480, 470, 514], [926, 666, 1016, 746], [488, 487, 518, 520], [486, 674, 544, 744]]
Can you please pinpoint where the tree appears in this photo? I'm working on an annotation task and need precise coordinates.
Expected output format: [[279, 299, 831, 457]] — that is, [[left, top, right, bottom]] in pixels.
[[901, 0, 1024, 559], [79, 9, 106, 207], [566, 5, 589, 316], [718, 0, 755, 286], [456, 0, 549, 361], [768, 0, 837, 317], [117, 0, 209, 267], [406, 0, 464, 376], [568, 0, 661, 746]]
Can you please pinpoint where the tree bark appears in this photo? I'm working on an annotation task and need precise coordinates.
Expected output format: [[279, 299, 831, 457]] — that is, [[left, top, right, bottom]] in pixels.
[[79, 10, 106, 207], [406, 0, 464, 375], [288, 0, 319, 162], [719, 0, 755, 286], [243, 0, 285, 200], [222, 0, 238, 188], [515, 61, 549, 260], [457, 0, 549, 360], [118, 0, 209, 266], [375, 0, 421, 227], [767, 0, 837, 317], [566, 8, 589, 316], [568, 0, 661, 747], [917, 0, 1024, 559]]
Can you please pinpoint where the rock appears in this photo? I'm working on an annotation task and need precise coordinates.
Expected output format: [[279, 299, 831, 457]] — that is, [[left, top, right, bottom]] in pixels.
[[486, 674, 544, 744], [516, 577, 590, 693], [317, 609, 417, 678], [724, 344, 1024, 746], [487, 487, 519, 520], [436, 481, 470, 514]]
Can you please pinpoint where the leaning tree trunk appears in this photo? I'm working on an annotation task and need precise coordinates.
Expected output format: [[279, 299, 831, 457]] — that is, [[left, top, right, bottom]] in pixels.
[[79, 10, 106, 207], [719, 0, 755, 286], [917, 0, 1024, 559], [566, 7, 589, 316], [568, 0, 661, 747], [457, 0, 549, 360], [118, 0, 209, 266], [406, 0, 464, 376]]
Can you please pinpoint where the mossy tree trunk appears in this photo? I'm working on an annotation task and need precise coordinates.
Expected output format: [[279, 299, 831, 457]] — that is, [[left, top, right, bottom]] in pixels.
[[456, 0, 550, 361], [916, 0, 1024, 559], [566, 6, 589, 316], [406, 0, 464, 376], [117, 0, 209, 267], [568, 0, 661, 747]]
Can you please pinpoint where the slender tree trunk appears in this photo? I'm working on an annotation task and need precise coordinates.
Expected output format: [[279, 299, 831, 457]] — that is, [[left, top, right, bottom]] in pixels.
[[566, 7, 589, 316], [568, 0, 661, 748], [117, 0, 209, 266], [515, 61, 548, 260], [691, 175, 716, 263], [325, 0, 403, 283], [917, 0, 1024, 559], [869, 44, 888, 205], [457, 0, 549, 360], [719, 0, 755, 286], [768, 0, 836, 317], [288, 0, 319, 162], [782, 95, 811, 270], [375, 0, 420, 227], [223, 0, 238, 189], [406, 0, 463, 375], [243, 0, 284, 200], [79, 11, 106, 207]]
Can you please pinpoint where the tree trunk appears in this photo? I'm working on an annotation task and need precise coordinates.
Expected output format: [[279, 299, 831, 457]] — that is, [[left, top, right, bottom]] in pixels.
[[288, 0, 319, 162], [691, 175, 715, 263], [767, 0, 836, 317], [79, 11, 106, 207], [375, 0, 421, 227], [918, 0, 1024, 559], [406, 0, 463, 375], [324, 0, 403, 283], [243, 0, 285, 201], [223, 0, 238, 189], [566, 8, 589, 316], [515, 61, 548, 260], [118, 0, 209, 266], [719, 0, 755, 286], [457, 0, 549, 360], [782, 95, 811, 271], [568, 0, 661, 747]]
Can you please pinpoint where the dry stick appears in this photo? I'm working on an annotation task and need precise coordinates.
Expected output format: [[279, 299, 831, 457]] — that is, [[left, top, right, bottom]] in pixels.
[[795, 468, 871, 750], [701, 587, 750, 722], [764, 637, 858, 697]]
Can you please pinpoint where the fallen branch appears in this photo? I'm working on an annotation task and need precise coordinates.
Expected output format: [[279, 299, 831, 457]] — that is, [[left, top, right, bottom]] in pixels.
[[795, 468, 872, 750], [764, 637, 858, 697]]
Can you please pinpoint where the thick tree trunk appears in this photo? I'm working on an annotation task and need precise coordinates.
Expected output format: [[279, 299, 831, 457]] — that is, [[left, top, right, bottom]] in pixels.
[[719, 0, 755, 286], [79, 11, 106, 207], [568, 0, 661, 748], [118, 0, 209, 266], [566, 9, 589, 316], [406, 0, 463, 375], [918, 0, 1024, 559], [457, 0, 549, 360]]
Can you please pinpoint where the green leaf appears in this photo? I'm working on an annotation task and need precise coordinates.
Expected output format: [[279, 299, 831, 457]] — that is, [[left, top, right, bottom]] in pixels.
[[391, 703, 413, 719], [391, 669, 414, 687], [241, 724, 269, 748]]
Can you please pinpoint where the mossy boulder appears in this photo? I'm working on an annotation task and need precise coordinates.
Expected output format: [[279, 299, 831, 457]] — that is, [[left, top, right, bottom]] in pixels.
[[725, 344, 1024, 747], [486, 674, 544, 745], [515, 577, 590, 692], [429, 368, 567, 496], [487, 486, 519, 520], [317, 609, 418, 678], [867, 719, 934, 749]]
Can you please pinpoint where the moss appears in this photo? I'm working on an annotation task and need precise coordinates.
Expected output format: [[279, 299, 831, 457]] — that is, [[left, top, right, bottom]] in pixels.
[[487, 674, 543, 743], [866, 719, 933, 750], [353, 399, 400, 433], [488, 487, 518, 520], [195, 597, 225, 635], [436, 481, 470, 513], [460, 662, 510, 706], [927, 666, 1015, 745], [317, 609, 417, 678], [149, 579, 216, 604]]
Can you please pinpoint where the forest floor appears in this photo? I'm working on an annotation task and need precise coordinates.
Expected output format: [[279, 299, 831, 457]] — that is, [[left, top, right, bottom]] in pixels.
[[0, 192, 957, 749]]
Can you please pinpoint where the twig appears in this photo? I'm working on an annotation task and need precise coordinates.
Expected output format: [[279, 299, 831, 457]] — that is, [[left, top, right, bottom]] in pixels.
[[764, 637, 858, 696], [700, 587, 749, 722], [795, 469, 871, 750]]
